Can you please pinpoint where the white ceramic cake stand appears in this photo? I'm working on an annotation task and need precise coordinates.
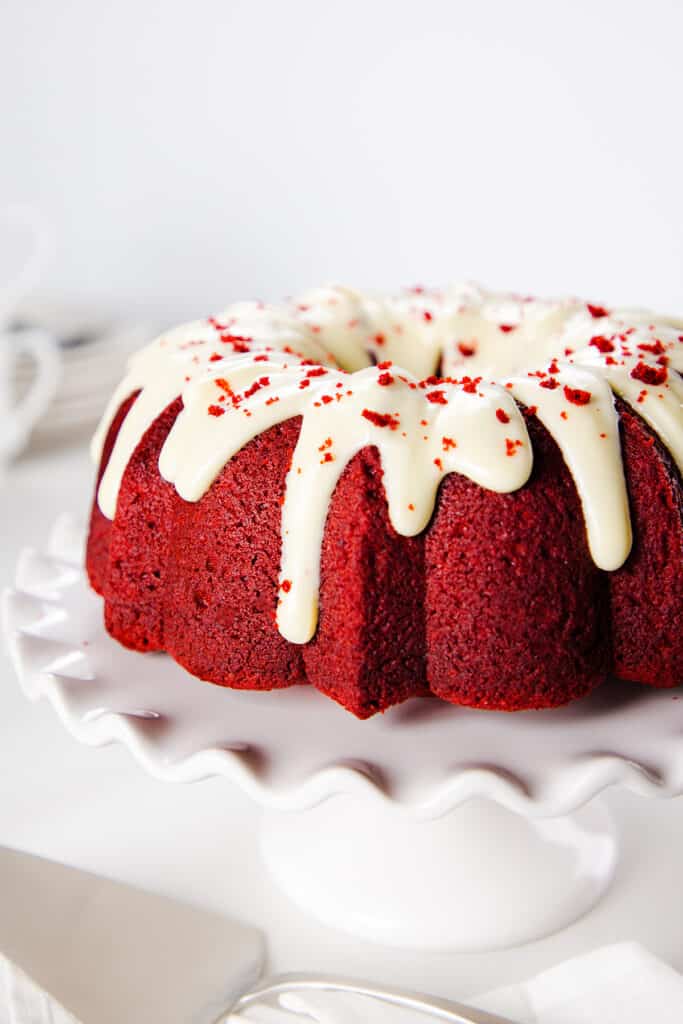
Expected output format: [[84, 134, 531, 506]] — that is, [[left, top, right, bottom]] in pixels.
[[4, 516, 683, 952]]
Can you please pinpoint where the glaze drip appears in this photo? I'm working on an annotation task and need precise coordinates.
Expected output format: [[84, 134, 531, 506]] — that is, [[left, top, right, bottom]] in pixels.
[[92, 284, 683, 644]]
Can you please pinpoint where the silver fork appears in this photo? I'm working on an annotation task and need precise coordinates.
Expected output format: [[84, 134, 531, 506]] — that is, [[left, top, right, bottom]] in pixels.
[[223, 972, 518, 1023]]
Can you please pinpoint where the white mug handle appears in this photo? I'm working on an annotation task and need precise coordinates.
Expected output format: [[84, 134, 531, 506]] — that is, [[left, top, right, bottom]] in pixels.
[[2, 329, 61, 459]]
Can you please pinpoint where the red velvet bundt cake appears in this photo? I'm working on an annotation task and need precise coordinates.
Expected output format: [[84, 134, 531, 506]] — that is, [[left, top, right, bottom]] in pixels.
[[87, 284, 683, 717]]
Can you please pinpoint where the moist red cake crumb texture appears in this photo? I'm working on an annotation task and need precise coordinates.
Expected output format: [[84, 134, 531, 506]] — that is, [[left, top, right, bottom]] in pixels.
[[86, 391, 683, 718]]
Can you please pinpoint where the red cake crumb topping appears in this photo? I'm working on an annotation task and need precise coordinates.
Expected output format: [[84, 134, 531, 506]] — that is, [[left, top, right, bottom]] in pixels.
[[362, 409, 400, 429], [321, 394, 334, 404], [460, 376, 482, 394], [505, 438, 522, 456], [458, 341, 476, 356], [209, 352, 223, 362], [590, 335, 615, 354], [496, 408, 510, 423], [630, 362, 668, 386], [499, 324, 516, 333], [423, 311, 433, 322], [374, 333, 386, 346], [207, 316, 227, 331], [563, 386, 592, 406], [540, 378, 560, 390], [243, 376, 270, 399], [320, 452, 334, 464], [426, 389, 448, 405], [306, 366, 328, 377], [220, 334, 252, 352], [378, 372, 395, 386], [442, 436, 457, 450], [298, 378, 311, 389], [637, 339, 666, 356], [377, 360, 393, 370], [280, 579, 292, 593], [587, 303, 609, 318], [207, 404, 225, 417], [434, 457, 443, 470]]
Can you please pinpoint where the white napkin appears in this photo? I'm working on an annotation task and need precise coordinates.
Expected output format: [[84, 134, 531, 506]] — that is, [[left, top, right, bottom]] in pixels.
[[228, 942, 683, 1023]]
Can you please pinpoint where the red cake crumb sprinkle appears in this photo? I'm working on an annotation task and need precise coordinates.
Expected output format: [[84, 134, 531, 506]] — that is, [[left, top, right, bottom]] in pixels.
[[426, 389, 448, 405], [318, 438, 333, 451], [299, 378, 311, 389], [253, 354, 269, 362], [600, 432, 607, 438], [265, 396, 280, 406], [560, 410, 568, 420], [563, 385, 592, 405], [408, 502, 415, 510], [320, 452, 335, 464], [637, 389, 648, 404], [423, 310, 433, 322], [220, 333, 252, 352], [207, 316, 228, 331], [590, 335, 615, 354], [496, 408, 510, 423], [242, 376, 270, 399], [631, 362, 668, 386], [378, 372, 395, 386], [548, 360, 560, 375], [280, 579, 292, 593], [458, 341, 476, 357], [306, 366, 328, 377], [460, 376, 481, 394], [374, 333, 386, 346], [207, 404, 225, 417], [321, 394, 334, 404], [499, 324, 516, 333], [587, 303, 609, 318], [442, 436, 457, 450], [434, 457, 443, 470], [505, 438, 522, 456], [377, 360, 393, 370], [540, 378, 560, 390], [420, 419, 428, 426], [638, 339, 666, 356], [362, 408, 400, 429], [564, 347, 574, 357], [209, 352, 223, 362]]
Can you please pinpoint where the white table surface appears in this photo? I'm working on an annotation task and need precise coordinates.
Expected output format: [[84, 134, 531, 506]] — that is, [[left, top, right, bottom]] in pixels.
[[2, 437, 683, 1003]]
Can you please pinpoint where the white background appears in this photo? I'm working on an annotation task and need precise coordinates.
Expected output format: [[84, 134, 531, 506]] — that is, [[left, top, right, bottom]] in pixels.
[[2, 0, 683, 323]]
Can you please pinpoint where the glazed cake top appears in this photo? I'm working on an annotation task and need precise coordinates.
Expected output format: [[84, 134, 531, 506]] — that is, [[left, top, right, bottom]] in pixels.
[[92, 284, 683, 644]]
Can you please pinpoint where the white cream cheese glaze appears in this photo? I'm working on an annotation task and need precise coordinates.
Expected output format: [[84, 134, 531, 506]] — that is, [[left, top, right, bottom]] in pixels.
[[92, 285, 683, 644]]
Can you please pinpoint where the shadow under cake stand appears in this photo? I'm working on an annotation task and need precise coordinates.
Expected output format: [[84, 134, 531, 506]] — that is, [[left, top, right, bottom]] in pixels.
[[4, 516, 683, 952]]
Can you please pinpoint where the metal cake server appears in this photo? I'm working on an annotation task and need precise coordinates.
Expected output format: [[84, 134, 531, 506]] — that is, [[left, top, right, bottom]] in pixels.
[[223, 972, 518, 1023]]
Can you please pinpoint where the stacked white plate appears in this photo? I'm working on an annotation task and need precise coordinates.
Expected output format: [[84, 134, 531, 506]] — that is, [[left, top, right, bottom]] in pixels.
[[11, 301, 154, 445]]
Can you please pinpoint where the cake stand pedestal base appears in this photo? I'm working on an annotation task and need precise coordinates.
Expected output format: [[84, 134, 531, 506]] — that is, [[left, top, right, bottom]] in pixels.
[[260, 794, 618, 951]]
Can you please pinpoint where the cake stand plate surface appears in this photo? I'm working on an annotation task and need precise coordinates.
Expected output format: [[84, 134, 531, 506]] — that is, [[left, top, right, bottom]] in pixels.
[[3, 516, 683, 951]]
